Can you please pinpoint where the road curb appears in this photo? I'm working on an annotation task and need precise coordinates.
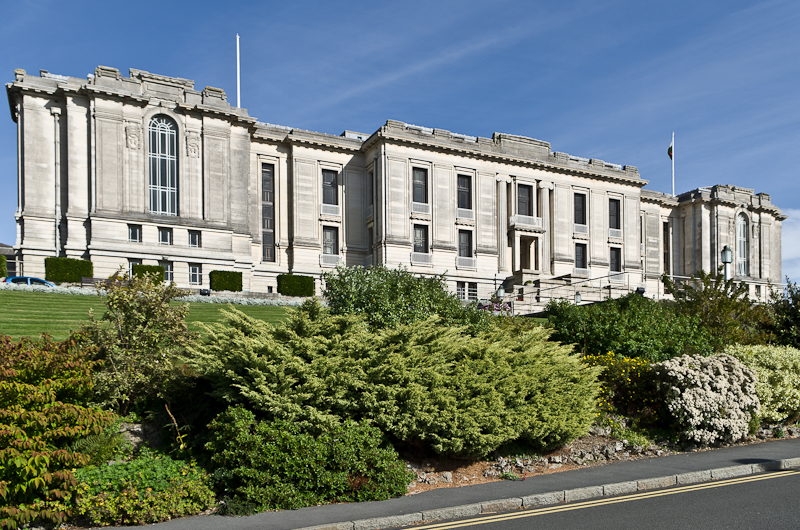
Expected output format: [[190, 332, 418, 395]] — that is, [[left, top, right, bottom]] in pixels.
[[295, 458, 800, 530]]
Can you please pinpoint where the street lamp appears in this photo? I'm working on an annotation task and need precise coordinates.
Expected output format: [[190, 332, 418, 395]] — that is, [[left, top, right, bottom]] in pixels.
[[721, 245, 733, 281], [575, 292, 582, 305]]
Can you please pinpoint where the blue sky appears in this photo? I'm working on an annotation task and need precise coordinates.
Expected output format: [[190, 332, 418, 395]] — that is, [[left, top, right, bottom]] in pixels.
[[2, 0, 798, 279]]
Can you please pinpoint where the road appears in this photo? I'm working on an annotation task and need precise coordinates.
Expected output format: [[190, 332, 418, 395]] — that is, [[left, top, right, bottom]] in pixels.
[[398, 469, 800, 530]]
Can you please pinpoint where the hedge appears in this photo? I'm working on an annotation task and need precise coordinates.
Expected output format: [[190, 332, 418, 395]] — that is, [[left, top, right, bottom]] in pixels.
[[132, 264, 165, 283], [277, 274, 314, 297], [209, 270, 242, 292], [0, 255, 6, 277], [44, 257, 93, 283]]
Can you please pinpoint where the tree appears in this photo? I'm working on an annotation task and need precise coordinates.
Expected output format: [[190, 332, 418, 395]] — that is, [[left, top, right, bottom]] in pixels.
[[78, 270, 198, 413], [662, 268, 773, 351], [768, 278, 800, 349]]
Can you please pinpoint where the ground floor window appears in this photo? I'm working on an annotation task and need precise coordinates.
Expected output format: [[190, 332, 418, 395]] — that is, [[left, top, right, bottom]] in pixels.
[[189, 263, 202, 285], [456, 281, 478, 301], [159, 261, 173, 283]]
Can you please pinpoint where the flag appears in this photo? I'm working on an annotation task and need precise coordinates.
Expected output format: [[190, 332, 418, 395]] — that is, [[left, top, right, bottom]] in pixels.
[[668, 139, 674, 160]]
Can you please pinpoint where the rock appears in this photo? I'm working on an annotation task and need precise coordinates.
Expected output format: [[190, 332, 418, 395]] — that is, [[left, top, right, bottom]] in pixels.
[[589, 425, 610, 436], [549, 463, 562, 469], [549, 455, 562, 464], [417, 472, 427, 483], [441, 472, 453, 483], [119, 422, 161, 451], [425, 475, 439, 485], [483, 469, 501, 478]]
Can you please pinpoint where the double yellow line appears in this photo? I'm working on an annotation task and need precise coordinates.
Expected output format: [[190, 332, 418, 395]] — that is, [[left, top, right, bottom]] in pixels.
[[416, 469, 800, 529]]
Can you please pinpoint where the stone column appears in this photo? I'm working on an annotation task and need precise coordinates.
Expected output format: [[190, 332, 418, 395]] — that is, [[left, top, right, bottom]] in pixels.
[[51, 107, 62, 257], [496, 174, 511, 273], [539, 181, 553, 274]]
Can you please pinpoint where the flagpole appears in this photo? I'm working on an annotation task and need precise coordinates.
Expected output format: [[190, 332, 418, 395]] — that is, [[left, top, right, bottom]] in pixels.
[[671, 131, 675, 196], [236, 34, 241, 108]]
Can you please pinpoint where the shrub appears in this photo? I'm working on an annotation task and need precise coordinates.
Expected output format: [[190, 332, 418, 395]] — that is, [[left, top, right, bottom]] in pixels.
[[0, 255, 6, 278], [582, 352, 661, 425], [44, 257, 93, 284], [276, 273, 314, 296], [546, 293, 713, 361], [131, 264, 165, 283], [204, 406, 413, 513], [725, 344, 800, 423], [209, 270, 242, 292], [322, 264, 491, 333], [73, 449, 215, 526], [663, 269, 774, 349], [186, 300, 599, 456], [78, 271, 198, 414], [652, 353, 759, 445], [0, 334, 113, 529], [768, 279, 800, 349]]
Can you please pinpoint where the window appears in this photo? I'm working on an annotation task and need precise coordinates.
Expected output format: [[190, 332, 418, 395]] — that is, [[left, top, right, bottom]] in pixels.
[[457, 281, 466, 300], [128, 224, 142, 243], [158, 227, 173, 245], [457, 175, 472, 209], [609, 199, 621, 230], [737, 213, 749, 276], [322, 169, 338, 205], [188, 231, 201, 248], [575, 243, 587, 269], [458, 230, 472, 258], [189, 263, 202, 285], [468, 282, 478, 301], [413, 225, 429, 253], [322, 226, 338, 255], [159, 261, 173, 283], [412, 167, 428, 204], [148, 115, 178, 215], [368, 227, 374, 253], [262, 163, 275, 262], [663, 221, 670, 275], [610, 247, 622, 272], [574, 193, 587, 225], [128, 258, 141, 277], [518, 184, 533, 217]]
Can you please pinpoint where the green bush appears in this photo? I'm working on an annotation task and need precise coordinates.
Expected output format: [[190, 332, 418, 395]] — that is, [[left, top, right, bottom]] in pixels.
[[276, 273, 314, 296], [726, 344, 800, 423], [204, 406, 413, 513], [78, 272, 197, 414], [44, 257, 93, 284], [131, 264, 165, 283], [768, 279, 800, 349], [209, 270, 242, 292], [186, 300, 600, 456], [546, 293, 713, 361], [0, 334, 113, 529], [0, 255, 7, 277], [322, 264, 491, 333], [74, 449, 215, 526], [653, 353, 759, 445]]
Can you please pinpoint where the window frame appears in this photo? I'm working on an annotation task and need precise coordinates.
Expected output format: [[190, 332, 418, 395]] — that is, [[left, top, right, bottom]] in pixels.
[[322, 169, 338, 206], [262, 163, 276, 262], [737, 213, 749, 276], [189, 263, 202, 286], [575, 243, 587, 269], [188, 230, 202, 248], [457, 174, 472, 210], [148, 115, 178, 216], [159, 260, 173, 283], [158, 227, 173, 245], [128, 224, 142, 243], [413, 224, 429, 254], [412, 167, 428, 204], [322, 226, 339, 255], [610, 246, 622, 272], [609, 198, 621, 230], [458, 230, 473, 258], [518, 184, 533, 217], [574, 193, 587, 226]]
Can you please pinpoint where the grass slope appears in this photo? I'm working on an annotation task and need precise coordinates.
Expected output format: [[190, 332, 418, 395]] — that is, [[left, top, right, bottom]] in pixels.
[[0, 290, 288, 340]]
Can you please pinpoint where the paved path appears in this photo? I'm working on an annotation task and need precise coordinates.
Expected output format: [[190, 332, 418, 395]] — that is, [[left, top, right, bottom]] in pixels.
[[139, 437, 800, 530]]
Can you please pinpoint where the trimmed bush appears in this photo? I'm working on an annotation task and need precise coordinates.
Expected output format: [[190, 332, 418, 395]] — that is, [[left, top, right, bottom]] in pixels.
[[322, 264, 490, 333], [131, 264, 165, 283], [726, 344, 800, 423], [186, 300, 600, 456], [0, 255, 6, 277], [44, 257, 93, 284], [205, 406, 413, 513], [653, 353, 759, 445], [546, 293, 713, 361], [209, 270, 242, 292], [74, 449, 215, 526], [276, 273, 314, 296]]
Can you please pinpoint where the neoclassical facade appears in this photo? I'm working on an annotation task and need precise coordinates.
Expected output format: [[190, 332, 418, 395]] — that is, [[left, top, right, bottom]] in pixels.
[[5, 66, 786, 306]]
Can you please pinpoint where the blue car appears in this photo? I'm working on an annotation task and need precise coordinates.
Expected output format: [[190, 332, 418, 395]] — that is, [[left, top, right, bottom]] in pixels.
[[3, 276, 55, 287]]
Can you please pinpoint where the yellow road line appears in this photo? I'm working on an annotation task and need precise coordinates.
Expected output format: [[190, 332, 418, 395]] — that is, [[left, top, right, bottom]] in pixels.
[[416, 468, 800, 529]]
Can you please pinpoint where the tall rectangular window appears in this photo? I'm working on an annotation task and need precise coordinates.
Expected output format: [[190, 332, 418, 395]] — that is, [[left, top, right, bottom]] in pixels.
[[262, 164, 276, 262], [610, 247, 622, 272], [575, 243, 587, 269], [457, 175, 472, 209], [412, 168, 428, 204], [518, 185, 533, 216], [457, 281, 466, 300], [413, 225, 429, 253], [189, 263, 202, 285], [148, 116, 178, 216], [458, 230, 472, 258], [609, 199, 621, 230], [188, 230, 201, 248], [322, 226, 338, 255], [128, 224, 142, 243], [663, 221, 670, 275], [574, 193, 587, 225], [322, 169, 338, 205], [128, 258, 141, 277], [367, 171, 374, 206], [367, 227, 374, 254], [159, 261, 173, 283], [158, 227, 173, 245]]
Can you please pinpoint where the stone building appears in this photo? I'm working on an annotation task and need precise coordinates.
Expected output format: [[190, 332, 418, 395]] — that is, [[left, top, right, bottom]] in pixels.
[[5, 66, 785, 308]]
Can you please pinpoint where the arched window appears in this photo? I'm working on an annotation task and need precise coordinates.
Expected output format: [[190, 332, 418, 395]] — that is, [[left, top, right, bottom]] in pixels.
[[737, 213, 749, 276], [148, 115, 178, 215]]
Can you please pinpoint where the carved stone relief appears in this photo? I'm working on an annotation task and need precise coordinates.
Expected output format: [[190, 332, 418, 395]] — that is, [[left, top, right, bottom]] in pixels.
[[186, 131, 200, 158], [125, 123, 140, 149]]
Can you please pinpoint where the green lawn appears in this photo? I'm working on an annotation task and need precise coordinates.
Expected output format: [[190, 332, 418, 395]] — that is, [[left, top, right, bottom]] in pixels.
[[0, 290, 289, 341]]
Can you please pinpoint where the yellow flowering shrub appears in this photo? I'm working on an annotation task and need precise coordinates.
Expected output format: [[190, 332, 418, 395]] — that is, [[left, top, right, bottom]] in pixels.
[[583, 352, 660, 425]]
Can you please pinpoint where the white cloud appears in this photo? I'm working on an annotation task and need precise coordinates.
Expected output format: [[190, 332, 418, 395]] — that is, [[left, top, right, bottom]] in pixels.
[[781, 208, 800, 283]]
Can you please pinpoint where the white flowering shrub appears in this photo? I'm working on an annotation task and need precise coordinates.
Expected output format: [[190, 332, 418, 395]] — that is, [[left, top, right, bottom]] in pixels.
[[725, 344, 800, 423], [653, 353, 759, 445]]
